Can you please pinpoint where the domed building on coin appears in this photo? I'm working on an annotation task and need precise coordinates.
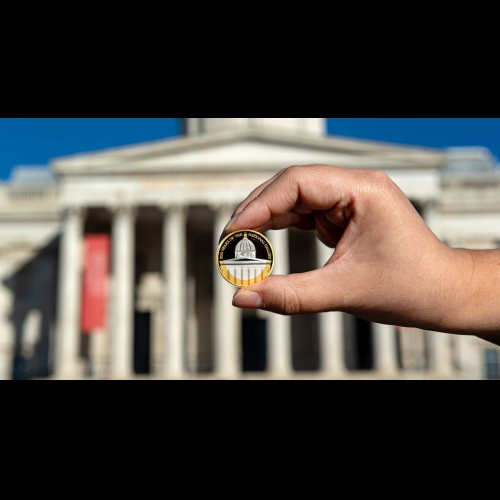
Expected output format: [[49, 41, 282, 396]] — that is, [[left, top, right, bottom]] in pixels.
[[219, 233, 272, 286], [235, 235, 257, 259]]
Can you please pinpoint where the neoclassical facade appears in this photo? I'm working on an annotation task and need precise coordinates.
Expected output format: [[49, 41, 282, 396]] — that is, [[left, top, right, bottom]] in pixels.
[[1, 118, 499, 380]]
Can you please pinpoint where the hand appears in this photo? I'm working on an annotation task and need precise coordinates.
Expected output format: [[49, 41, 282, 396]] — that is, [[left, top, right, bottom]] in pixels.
[[225, 165, 500, 338]]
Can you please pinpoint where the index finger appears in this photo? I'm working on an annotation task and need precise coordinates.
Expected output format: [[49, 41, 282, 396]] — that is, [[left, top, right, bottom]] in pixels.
[[226, 165, 351, 233], [231, 169, 286, 218]]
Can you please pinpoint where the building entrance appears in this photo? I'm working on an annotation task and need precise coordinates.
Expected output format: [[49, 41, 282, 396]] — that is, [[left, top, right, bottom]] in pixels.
[[242, 316, 267, 372], [134, 312, 151, 375], [355, 318, 374, 370]]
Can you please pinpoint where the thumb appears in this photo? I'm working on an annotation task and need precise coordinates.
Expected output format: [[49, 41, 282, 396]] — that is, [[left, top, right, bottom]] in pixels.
[[232, 267, 343, 315]]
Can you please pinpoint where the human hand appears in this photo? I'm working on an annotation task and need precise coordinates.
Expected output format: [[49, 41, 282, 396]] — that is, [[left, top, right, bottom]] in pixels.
[[225, 165, 498, 336]]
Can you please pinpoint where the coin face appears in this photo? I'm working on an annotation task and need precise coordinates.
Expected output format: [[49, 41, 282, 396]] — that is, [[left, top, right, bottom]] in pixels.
[[217, 230, 274, 288]]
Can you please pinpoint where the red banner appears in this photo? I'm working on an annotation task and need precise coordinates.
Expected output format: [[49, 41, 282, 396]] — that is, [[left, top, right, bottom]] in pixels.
[[81, 235, 111, 333]]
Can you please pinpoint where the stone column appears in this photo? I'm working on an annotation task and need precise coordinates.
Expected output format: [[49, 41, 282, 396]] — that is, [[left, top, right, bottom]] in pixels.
[[21, 309, 42, 360], [0, 332, 13, 380], [89, 330, 109, 379], [267, 230, 293, 376], [55, 207, 85, 379], [428, 331, 453, 378], [163, 206, 187, 378], [468, 337, 484, 381], [152, 306, 164, 375], [0, 264, 14, 381], [373, 323, 398, 376], [316, 242, 346, 376], [186, 276, 199, 373], [110, 206, 136, 379], [453, 334, 481, 379], [214, 205, 241, 378]]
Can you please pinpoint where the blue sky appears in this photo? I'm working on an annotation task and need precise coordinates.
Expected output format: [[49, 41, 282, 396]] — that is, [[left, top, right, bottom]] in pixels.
[[1, 118, 499, 179]]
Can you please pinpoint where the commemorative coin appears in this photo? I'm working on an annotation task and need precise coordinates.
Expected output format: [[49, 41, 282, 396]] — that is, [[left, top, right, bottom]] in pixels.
[[217, 230, 274, 288]]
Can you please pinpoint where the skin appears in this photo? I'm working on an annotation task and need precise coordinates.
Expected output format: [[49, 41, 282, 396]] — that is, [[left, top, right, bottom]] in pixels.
[[224, 165, 500, 347]]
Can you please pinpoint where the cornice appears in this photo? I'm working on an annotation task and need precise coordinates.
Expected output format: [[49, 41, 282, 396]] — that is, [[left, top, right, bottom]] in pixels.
[[51, 129, 446, 177], [55, 161, 443, 179], [0, 208, 62, 223]]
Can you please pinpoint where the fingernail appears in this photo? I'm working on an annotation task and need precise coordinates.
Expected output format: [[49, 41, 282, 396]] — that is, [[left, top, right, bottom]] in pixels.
[[233, 290, 263, 309], [224, 212, 240, 233]]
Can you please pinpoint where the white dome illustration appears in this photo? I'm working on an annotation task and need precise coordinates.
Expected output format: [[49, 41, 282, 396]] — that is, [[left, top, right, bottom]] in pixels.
[[235, 234, 257, 260], [221, 233, 271, 284]]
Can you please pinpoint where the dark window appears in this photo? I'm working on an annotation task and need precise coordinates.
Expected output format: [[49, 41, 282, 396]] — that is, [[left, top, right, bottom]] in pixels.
[[355, 318, 374, 370], [242, 317, 267, 373], [134, 312, 151, 375]]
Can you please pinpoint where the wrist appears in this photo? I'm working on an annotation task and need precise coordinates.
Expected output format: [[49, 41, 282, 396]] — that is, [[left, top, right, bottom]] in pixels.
[[440, 248, 500, 335]]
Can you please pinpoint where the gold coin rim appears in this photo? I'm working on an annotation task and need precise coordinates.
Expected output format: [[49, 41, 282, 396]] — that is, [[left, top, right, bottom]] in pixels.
[[216, 229, 275, 288]]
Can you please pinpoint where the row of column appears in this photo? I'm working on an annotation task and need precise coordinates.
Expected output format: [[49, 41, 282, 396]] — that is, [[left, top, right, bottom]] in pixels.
[[213, 218, 457, 378], [213, 211, 459, 378], [54, 205, 187, 379], [54, 204, 458, 379]]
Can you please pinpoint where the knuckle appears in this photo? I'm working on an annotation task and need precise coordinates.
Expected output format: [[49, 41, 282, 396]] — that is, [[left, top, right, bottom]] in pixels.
[[266, 280, 301, 316], [284, 165, 302, 178], [369, 169, 390, 184], [280, 286, 301, 316], [363, 169, 395, 193]]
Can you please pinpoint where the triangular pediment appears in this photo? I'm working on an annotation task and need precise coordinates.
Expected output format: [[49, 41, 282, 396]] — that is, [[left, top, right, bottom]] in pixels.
[[52, 129, 446, 176]]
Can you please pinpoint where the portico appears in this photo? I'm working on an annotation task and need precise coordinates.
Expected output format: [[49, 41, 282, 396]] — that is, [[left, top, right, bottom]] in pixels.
[[51, 203, 467, 380]]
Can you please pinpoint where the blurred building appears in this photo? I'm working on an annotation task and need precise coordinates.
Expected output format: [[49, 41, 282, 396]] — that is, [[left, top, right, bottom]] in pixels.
[[0, 117, 499, 380]]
